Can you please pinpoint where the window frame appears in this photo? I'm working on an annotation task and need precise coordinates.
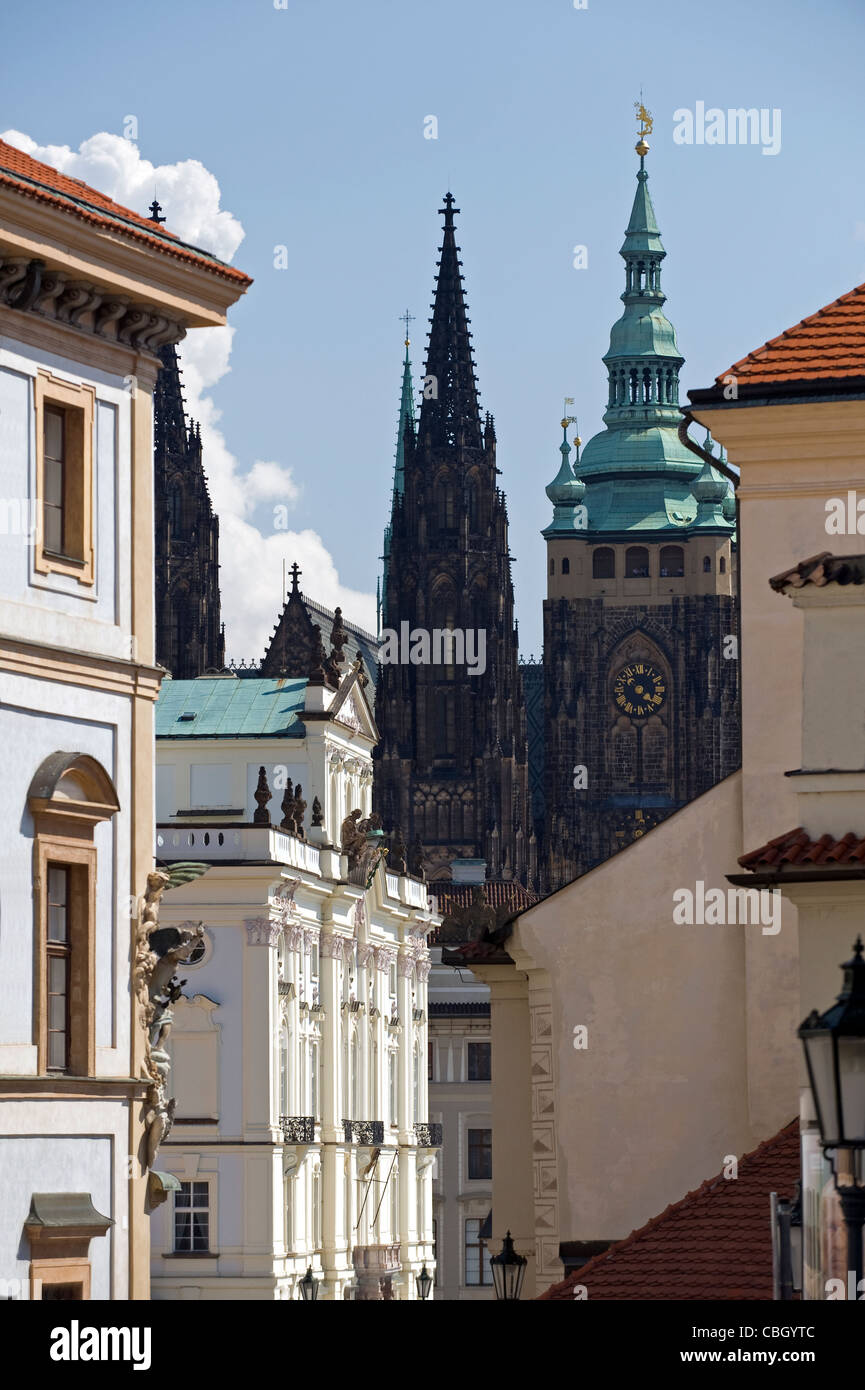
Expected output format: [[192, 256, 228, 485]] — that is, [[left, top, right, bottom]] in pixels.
[[464, 1217, 492, 1286], [467, 1127, 493, 1181], [33, 371, 96, 585], [173, 1180, 212, 1255], [466, 1041, 491, 1083]]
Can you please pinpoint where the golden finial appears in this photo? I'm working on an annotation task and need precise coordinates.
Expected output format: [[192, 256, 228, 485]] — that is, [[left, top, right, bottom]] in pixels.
[[635, 98, 652, 157]]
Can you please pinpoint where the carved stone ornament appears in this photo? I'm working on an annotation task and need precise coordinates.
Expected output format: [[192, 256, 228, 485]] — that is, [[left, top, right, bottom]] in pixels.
[[272, 878, 301, 926], [0, 253, 186, 350], [357, 942, 376, 970], [245, 916, 281, 947], [397, 952, 416, 979], [132, 863, 209, 1175], [374, 945, 398, 973], [284, 923, 305, 953], [319, 932, 347, 960], [415, 958, 432, 983], [353, 897, 366, 933]]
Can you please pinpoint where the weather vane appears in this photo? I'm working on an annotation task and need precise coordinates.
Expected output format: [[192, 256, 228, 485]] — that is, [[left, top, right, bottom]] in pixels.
[[635, 96, 653, 157], [562, 396, 579, 439]]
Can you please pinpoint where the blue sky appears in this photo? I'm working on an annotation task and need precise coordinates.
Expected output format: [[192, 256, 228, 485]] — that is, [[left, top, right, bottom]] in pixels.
[[3, 0, 863, 655]]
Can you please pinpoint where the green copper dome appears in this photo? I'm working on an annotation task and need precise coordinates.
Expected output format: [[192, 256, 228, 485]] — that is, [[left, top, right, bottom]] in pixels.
[[543, 423, 586, 534]]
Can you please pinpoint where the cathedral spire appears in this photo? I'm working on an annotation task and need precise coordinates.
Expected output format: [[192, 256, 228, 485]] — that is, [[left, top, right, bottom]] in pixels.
[[382, 325, 418, 614], [419, 193, 482, 450]]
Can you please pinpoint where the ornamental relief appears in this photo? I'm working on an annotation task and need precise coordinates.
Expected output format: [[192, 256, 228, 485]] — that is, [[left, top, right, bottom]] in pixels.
[[245, 916, 281, 948]]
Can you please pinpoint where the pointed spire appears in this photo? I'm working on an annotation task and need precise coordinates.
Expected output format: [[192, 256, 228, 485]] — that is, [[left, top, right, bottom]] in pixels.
[[419, 193, 483, 450]]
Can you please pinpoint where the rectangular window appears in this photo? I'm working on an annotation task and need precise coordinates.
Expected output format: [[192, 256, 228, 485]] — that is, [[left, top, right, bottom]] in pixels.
[[173, 1181, 210, 1253], [464, 1218, 492, 1286], [46, 865, 70, 1071], [467, 1041, 491, 1082], [428, 1040, 435, 1081], [42, 408, 65, 555], [34, 373, 95, 584], [468, 1128, 492, 1181]]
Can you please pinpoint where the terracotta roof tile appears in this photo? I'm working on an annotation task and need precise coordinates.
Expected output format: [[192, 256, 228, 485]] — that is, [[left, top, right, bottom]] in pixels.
[[716, 282, 865, 390], [769, 552, 865, 592], [739, 827, 865, 871], [539, 1121, 799, 1301], [428, 881, 537, 912], [0, 139, 250, 287]]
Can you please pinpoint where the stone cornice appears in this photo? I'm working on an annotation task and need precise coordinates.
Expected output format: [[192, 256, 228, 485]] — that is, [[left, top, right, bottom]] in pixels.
[[0, 248, 187, 354]]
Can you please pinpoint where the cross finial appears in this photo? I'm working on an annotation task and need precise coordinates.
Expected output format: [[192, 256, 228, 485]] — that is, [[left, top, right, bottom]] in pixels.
[[399, 308, 415, 345], [148, 199, 166, 224], [289, 561, 301, 592], [439, 192, 459, 225]]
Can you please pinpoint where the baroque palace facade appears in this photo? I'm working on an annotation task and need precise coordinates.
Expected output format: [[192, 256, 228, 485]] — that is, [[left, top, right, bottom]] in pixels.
[[0, 138, 248, 1300]]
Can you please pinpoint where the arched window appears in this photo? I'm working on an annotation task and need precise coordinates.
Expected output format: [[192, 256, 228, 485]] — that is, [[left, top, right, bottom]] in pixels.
[[625, 547, 650, 578], [703, 556, 712, 573], [27, 753, 119, 1076], [436, 480, 455, 530], [659, 546, 684, 578], [719, 556, 726, 574], [549, 557, 555, 576], [561, 556, 570, 575], [593, 547, 615, 579]]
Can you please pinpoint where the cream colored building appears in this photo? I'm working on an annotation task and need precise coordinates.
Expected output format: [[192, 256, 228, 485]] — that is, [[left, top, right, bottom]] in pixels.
[[150, 656, 440, 1299], [0, 138, 248, 1299], [462, 280, 865, 1297]]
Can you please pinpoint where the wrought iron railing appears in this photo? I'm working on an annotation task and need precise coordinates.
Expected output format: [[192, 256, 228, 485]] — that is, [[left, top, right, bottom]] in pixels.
[[281, 1116, 315, 1143], [414, 1122, 443, 1148], [343, 1119, 385, 1146]]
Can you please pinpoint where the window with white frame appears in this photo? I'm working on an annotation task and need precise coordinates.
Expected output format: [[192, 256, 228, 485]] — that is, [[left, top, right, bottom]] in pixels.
[[173, 1181, 210, 1253]]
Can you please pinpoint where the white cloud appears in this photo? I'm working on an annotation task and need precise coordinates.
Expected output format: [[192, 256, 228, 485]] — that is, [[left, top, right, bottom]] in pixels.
[[1, 128, 376, 656]]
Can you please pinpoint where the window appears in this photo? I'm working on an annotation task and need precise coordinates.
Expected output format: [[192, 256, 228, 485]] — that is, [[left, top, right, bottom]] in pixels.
[[279, 1027, 289, 1115], [34, 372, 95, 584], [433, 1218, 438, 1286], [561, 556, 570, 575], [28, 753, 119, 1078], [593, 547, 615, 579], [549, 557, 555, 576], [310, 1040, 319, 1119], [388, 1052, 397, 1126], [173, 1182, 210, 1253], [468, 1128, 492, 1180], [467, 1042, 491, 1082], [625, 546, 650, 578], [719, 556, 727, 574], [659, 545, 684, 578], [703, 555, 712, 573], [464, 1218, 492, 1286], [46, 866, 70, 1071], [428, 1040, 435, 1081]]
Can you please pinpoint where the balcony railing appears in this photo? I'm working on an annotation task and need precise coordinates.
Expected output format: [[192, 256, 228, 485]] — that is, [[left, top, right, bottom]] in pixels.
[[281, 1116, 315, 1144], [352, 1242, 401, 1274], [414, 1123, 443, 1148], [343, 1119, 385, 1146]]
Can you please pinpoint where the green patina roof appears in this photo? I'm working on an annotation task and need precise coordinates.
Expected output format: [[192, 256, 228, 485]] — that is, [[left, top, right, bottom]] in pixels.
[[156, 677, 307, 739], [543, 153, 735, 541]]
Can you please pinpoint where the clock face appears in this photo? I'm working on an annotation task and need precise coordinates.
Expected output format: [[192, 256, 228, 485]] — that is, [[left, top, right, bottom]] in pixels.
[[613, 662, 666, 718]]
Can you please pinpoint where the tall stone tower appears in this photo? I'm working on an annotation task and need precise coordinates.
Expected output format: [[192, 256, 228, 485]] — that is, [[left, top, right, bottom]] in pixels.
[[374, 194, 533, 886], [154, 342, 225, 678], [542, 139, 740, 890]]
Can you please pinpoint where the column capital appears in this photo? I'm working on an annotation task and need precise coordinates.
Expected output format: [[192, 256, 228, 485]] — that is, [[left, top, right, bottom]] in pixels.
[[244, 916, 280, 948]]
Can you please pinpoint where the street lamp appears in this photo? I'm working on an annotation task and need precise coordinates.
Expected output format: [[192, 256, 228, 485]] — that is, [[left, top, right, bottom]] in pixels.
[[416, 1265, 433, 1301], [298, 1266, 319, 1302], [490, 1230, 528, 1301], [798, 936, 865, 1290]]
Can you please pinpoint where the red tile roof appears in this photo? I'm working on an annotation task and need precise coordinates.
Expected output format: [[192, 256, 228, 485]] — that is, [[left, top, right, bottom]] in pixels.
[[428, 881, 536, 912], [769, 552, 865, 592], [739, 827, 865, 872], [0, 139, 250, 287], [716, 281, 865, 389], [539, 1121, 799, 1301]]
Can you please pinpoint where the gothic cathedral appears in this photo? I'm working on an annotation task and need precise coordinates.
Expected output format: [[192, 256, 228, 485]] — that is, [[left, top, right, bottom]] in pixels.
[[373, 195, 533, 886]]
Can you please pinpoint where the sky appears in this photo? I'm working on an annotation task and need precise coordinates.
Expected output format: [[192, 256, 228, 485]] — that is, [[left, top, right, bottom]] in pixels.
[[2, 0, 863, 657]]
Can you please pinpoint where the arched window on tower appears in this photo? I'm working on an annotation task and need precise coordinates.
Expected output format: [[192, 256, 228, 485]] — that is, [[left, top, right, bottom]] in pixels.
[[625, 546, 650, 578], [593, 548, 615, 580], [561, 556, 570, 575], [659, 546, 684, 578], [437, 480, 455, 531], [703, 556, 712, 574], [719, 556, 727, 574]]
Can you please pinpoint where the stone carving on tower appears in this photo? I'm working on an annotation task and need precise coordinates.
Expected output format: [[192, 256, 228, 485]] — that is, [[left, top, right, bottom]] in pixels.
[[541, 114, 740, 891], [373, 195, 532, 886]]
